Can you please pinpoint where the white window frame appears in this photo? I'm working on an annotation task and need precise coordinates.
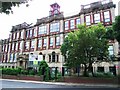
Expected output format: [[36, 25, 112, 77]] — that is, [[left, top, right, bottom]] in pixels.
[[39, 25, 47, 35], [10, 53, 13, 62], [76, 18, 81, 26], [19, 42, 22, 50], [12, 43, 14, 51], [38, 39, 42, 48], [65, 21, 69, 30], [31, 40, 35, 49], [5, 45, 7, 52], [104, 11, 110, 22], [17, 32, 19, 39], [25, 41, 29, 50], [86, 15, 91, 25], [16, 43, 18, 51], [30, 29, 33, 37], [2, 45, 4, 51], [50, 37, 54, 46], [21, 31, 23, 39], [50, 22, 60, 32], [70, 19, 75, 29], [33, 29, 36, 36], [13, 53, 17, 62], [94, 13, 100, 23], [43, 38, 47, 47], [26, 30, 29, 38], [13, 33, 16, 39], [56, 36, 60, 46]]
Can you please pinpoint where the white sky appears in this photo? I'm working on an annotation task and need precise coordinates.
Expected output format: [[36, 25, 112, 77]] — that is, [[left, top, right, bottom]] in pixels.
[[0, 0, 119, 40]]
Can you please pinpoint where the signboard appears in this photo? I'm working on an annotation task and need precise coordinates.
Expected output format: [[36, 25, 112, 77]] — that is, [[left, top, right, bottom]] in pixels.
[[29, 54, 37, 61], [38, 55, 43, 61], [28, 54, 42, 67], [33, 60, 38, 65]]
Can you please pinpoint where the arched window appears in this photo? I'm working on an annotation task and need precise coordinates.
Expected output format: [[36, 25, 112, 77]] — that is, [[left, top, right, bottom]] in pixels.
[[39, 52, 42, 55], [52, 51, 55, 62]]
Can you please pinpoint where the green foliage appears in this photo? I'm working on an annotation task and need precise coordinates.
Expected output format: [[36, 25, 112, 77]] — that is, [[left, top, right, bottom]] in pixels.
[[112, 15, 120, 43], [105, 27, 115, 40], [2, 68, 19, 75], [60, 24, 109, 76], [28, 70, 35, 75], [50, 71, 55, 80], [38, 60, 48, 75], [37, 71, 42, 76], [39, 60, 48, 67], [44, 67, 50, 81], [56, 72, 62, 80], [94, 72, 114, 78], [16, 67, 22, 74], [1, 1, 30, 14], [21, 69, 28, 75], [2, 67, 38, 76], [50, 70, 62, 81]]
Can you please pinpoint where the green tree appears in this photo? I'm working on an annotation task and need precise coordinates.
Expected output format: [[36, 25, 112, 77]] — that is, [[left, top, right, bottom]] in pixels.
[[1, 0, 30, 14], [38, 60, 48, 76], [44, 67, 50, 81], [113, 15, 120, 43], [104, 27, 115, 40], [60, 24, 109, 77]]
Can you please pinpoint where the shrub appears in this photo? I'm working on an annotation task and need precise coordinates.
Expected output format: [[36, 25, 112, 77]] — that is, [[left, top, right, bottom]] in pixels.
[[94, 72, 114, 78], [38, 60, 48, 75], [94, 72, 105, 77], [57, 72, 62, 80], [21, 69, 28, 75], [44, 67, 50, 81], [37, 71, 42, 76], [29, 70, 35, 75], [2, 68, 19, 75], [50, 71, 55, 80], [104, 72, 114, 77]]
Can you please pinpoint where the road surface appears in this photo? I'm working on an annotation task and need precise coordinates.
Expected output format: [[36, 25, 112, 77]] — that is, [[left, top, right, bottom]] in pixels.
[[1, 79, 119, 90]]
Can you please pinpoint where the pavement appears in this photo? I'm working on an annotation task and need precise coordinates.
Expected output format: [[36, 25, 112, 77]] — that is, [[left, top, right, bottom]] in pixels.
[[1, 79, 120, 88]]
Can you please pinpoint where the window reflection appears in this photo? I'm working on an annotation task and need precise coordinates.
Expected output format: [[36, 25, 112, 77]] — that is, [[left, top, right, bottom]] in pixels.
[[50, 22, 60, 32], [39, 25, 47, 35], [85, 15, 91, 25], [94, 13, 100, 23], [104, 11, 110, 22]]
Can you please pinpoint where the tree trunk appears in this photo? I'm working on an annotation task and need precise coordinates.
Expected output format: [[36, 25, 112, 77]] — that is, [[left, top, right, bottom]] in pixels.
[[77, 66, 80, 77], [83, 64, 87, 77], [68, 68, 71, 76], [88, 62, 94, 77]]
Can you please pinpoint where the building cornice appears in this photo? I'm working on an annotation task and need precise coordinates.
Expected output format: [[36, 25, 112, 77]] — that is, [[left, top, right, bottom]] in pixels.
[[80, 2, 116, 14], [35, 12, 64, 26]]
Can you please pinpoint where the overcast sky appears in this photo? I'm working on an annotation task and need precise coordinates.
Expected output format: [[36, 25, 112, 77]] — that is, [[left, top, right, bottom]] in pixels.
[[0, 0, 119, 40]]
